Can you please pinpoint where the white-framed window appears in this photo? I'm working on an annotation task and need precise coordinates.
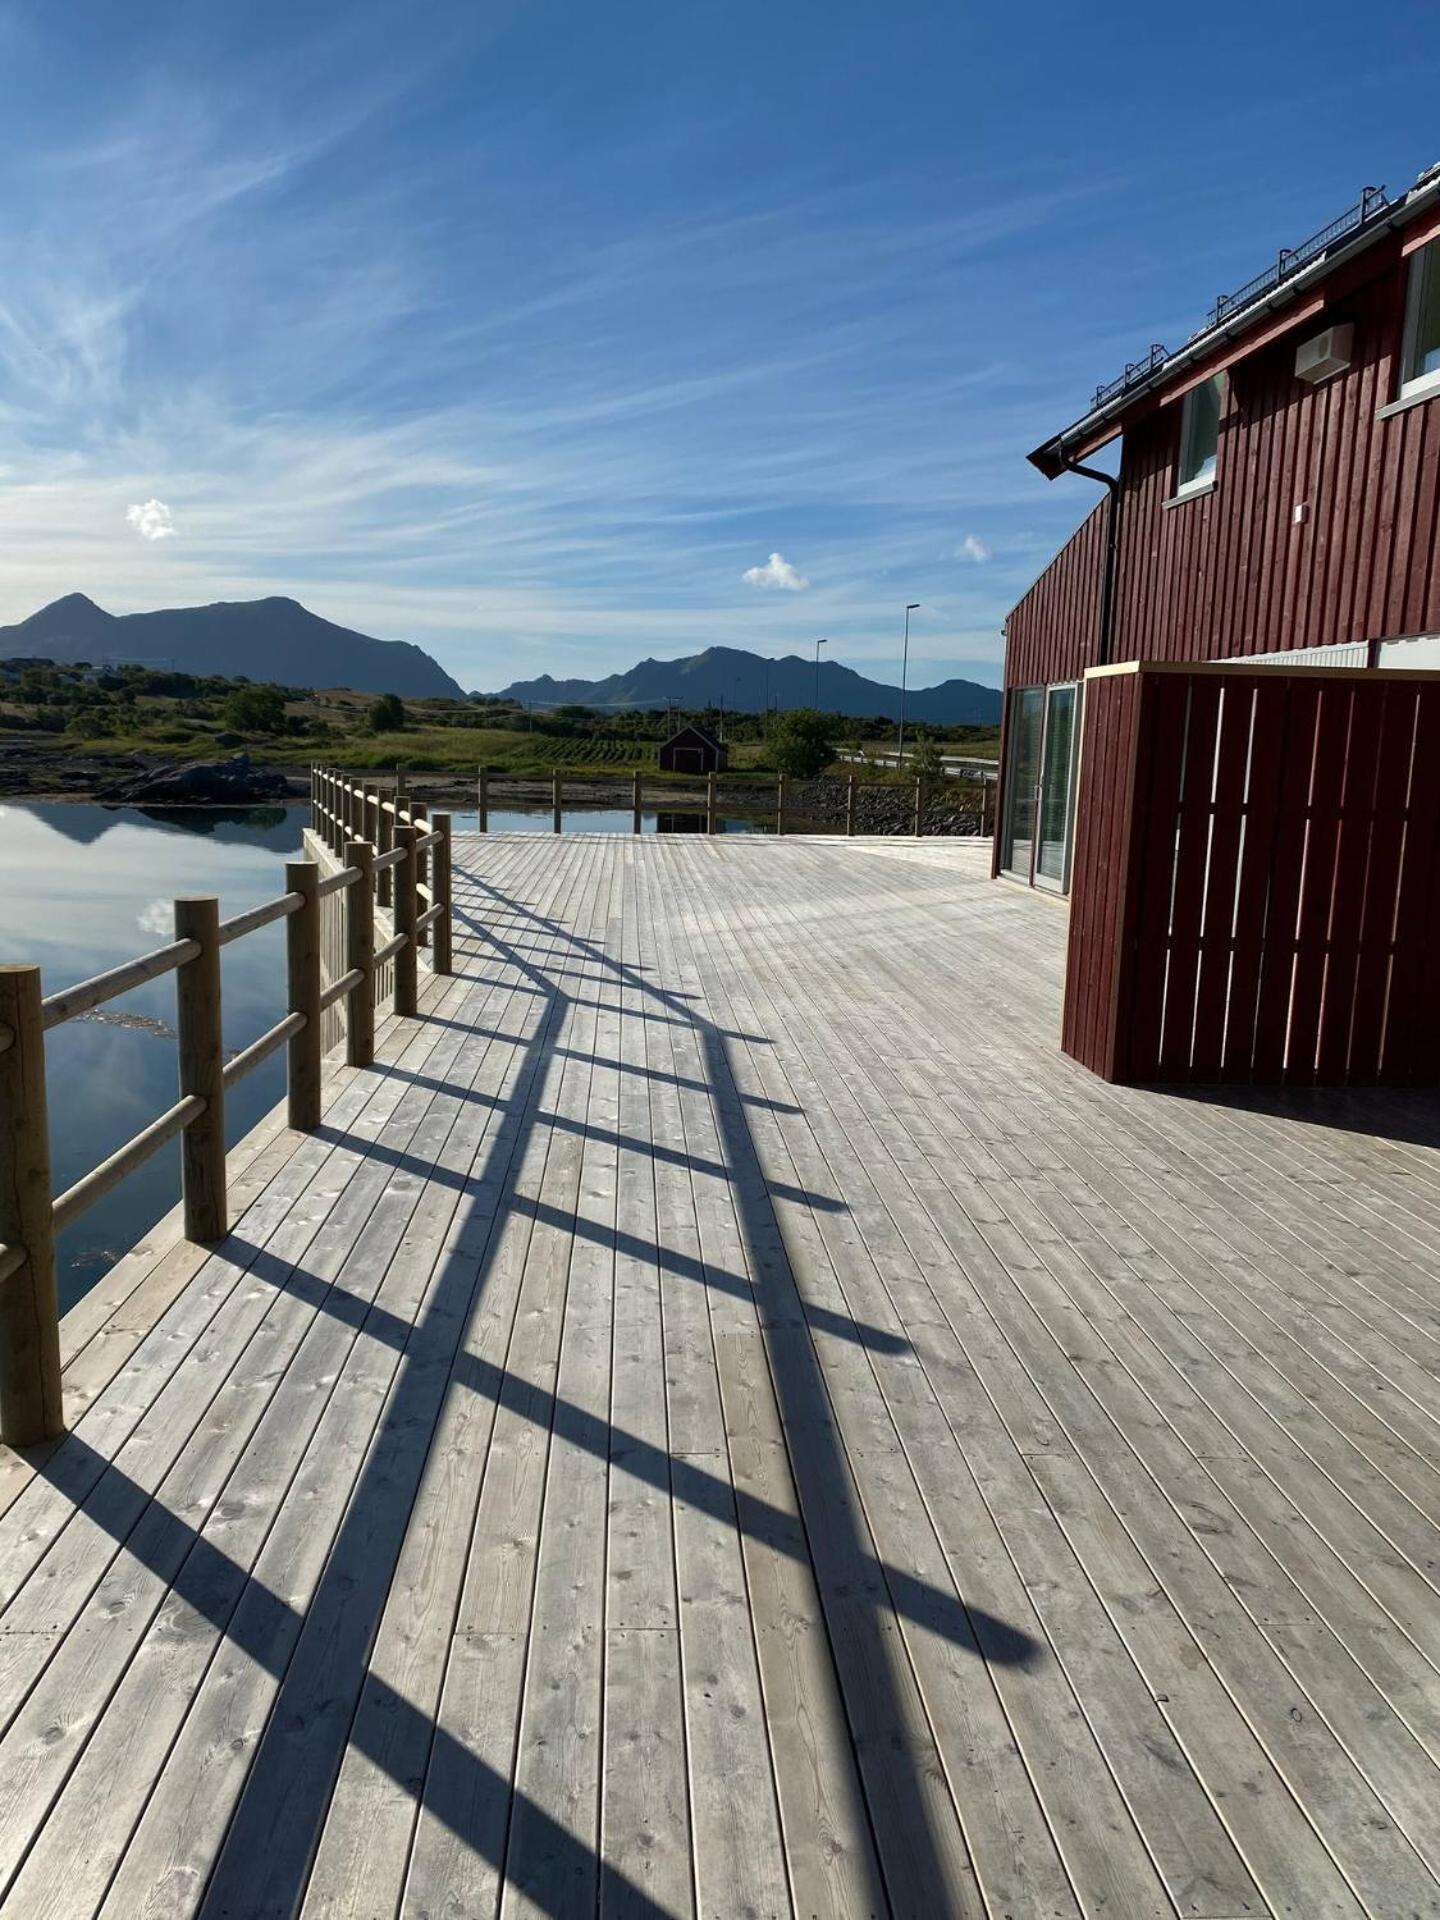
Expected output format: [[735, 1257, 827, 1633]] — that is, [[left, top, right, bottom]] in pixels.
[[1399, 237, 1440, 403], [1175, 373, 1224, 496]]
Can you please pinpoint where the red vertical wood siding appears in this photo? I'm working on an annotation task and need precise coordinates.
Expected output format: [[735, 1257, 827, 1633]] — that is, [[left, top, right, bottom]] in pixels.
[[1060, 670, 1143, 1078], [1063, 666, 1440, 1087], [1007, 239, 1440, 692], [1004, 500, 1107, 688]]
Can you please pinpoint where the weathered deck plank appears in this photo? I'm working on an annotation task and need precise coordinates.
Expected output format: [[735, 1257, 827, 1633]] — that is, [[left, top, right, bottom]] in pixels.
[[4, 831, 1440, 1917]]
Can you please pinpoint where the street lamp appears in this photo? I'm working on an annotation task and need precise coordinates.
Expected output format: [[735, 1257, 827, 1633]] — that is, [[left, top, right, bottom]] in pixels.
[[897, 604, 920, 766], [814, 636, 828, 707]]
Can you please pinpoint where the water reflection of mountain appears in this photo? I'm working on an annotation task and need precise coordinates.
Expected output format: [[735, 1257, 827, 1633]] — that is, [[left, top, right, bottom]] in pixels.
[[5, 801, 303, 849], [135, 805, 296, 845]]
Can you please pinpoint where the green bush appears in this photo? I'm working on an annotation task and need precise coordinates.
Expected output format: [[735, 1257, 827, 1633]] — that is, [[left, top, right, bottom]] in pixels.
[[369, 692, 407, 732], [768, 708, 835, 779], [910, 733, 944, 780], [222, 685, 287, 732]]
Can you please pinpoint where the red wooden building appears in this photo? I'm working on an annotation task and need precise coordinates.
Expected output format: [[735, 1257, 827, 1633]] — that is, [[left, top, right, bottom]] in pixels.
[[657, 722, 727, 775], [995, 163, 1440, 1085], [998, 162, 1440, 899]]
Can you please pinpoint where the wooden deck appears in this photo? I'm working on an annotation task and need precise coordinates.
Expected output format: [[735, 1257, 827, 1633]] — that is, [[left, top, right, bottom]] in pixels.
[[4, 831, 1440, 1918]]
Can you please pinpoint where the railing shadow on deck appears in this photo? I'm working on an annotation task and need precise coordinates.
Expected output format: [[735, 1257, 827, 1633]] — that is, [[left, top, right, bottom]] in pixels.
[[26, 848, 1039, 1919]]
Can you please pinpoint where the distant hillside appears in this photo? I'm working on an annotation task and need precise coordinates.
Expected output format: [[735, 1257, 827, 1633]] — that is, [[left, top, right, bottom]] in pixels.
[[1, 593, 464, 699], [492, 644, 1001, 725]]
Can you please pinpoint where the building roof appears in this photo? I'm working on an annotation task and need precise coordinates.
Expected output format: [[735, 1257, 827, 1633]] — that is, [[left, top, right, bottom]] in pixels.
[[662, 722, 723, 750], [1028, 162, 1440, 479]]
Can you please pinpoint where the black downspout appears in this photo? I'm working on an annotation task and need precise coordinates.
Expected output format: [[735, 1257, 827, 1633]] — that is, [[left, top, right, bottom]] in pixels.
[[1056, 450, 1121, 667]]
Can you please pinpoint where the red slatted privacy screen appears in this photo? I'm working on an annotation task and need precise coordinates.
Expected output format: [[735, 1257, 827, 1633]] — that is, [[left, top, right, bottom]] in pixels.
[[1063, 665, 1440, 1085]]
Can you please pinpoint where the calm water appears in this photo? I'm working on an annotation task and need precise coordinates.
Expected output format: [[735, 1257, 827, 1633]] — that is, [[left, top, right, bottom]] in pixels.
[[0, 803, 307, 1308], [0, 799, 757, 1308]]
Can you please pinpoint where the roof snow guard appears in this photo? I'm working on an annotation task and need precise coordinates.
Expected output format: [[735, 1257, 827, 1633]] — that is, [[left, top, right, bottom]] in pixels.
[[1034, 163, 1440, 479], [1204, 183, 1390, 330], [1091, 343, 1169, 413]]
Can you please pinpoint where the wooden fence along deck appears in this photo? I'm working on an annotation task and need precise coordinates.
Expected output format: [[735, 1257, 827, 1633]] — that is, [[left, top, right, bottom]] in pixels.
[[3, 825, 1440, 1916]]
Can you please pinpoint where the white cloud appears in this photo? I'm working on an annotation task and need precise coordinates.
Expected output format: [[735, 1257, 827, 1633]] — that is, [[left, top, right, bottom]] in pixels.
[[137, 899, 171, 935], [742, 551, 809, 591], [126, 498, 176, 541], [957, 534, 990, 564]]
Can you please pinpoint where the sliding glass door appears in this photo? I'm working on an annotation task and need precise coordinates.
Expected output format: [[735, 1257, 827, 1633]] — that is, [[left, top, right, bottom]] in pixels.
[[1000, 681, 1081, 891], [1036, 683, 1079, 890], [1000, 687, 1044, 879]]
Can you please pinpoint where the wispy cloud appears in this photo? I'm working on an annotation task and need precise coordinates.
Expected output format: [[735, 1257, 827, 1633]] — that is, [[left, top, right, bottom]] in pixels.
[[741, 551, 809, 592], [126, 498, 176, 541], [957, 534, 991, 563], [0, 25, 1103, 688]]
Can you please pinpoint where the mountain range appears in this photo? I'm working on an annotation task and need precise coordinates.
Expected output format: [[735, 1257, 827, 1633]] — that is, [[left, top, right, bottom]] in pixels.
[[0, 594, 464, 699], [493, 645, 1002, 724]]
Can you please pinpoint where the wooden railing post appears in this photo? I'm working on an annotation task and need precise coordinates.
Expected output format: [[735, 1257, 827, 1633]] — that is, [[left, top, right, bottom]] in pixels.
[[432, 813, 453, 976], [377, 788, 394, 909], [345, 840, 376, 1068], [706, 772, 717, 834], [411, 802, 430, 949], [552, 771, 562, 834], [776, 773, 786, 835], [174, 896, 227, 1244], [394, 824, 418, 1017], [363, 783, 379, 854], [285, 861, 322, 1131], [846, 774, 857, 836], [0, 965, 63, 1444], [914, 777, 924, 838], [477, 765, 490, 833], [631, 770, 642, 834]]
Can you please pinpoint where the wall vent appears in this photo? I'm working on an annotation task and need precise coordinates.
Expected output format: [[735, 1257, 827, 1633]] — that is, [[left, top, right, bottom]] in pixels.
[[1295, 323, 1355, 384]]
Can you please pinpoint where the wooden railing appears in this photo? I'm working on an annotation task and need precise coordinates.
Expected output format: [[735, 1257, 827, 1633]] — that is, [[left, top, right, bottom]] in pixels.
[[0, 770, 453, 1448], [310, 768, 454, 978], [472, 766, 994, 838]]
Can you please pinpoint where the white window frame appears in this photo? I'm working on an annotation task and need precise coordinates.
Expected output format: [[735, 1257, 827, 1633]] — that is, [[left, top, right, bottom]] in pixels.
[[1174, 373, 1224, 499], [1399, 238, 1440, 404]]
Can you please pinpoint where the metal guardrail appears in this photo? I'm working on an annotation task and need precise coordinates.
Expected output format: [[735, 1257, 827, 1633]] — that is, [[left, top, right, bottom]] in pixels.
[[1206, 184, 1389, 328], [0, 769, 455, 1449], [1093, 343, 1170, 413], [1089, 184, 1390, 415]]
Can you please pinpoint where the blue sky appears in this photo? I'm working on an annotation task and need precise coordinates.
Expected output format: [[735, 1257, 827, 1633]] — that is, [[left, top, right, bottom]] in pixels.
[[0, 1, 1434, 691]]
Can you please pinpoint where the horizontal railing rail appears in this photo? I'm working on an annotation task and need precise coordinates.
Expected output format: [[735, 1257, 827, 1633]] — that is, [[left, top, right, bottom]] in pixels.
[[40, 940, 200, 1030], [472, 763, 995, 839], [312, 760, 991, 842], [0, 768, 456, 1449]]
